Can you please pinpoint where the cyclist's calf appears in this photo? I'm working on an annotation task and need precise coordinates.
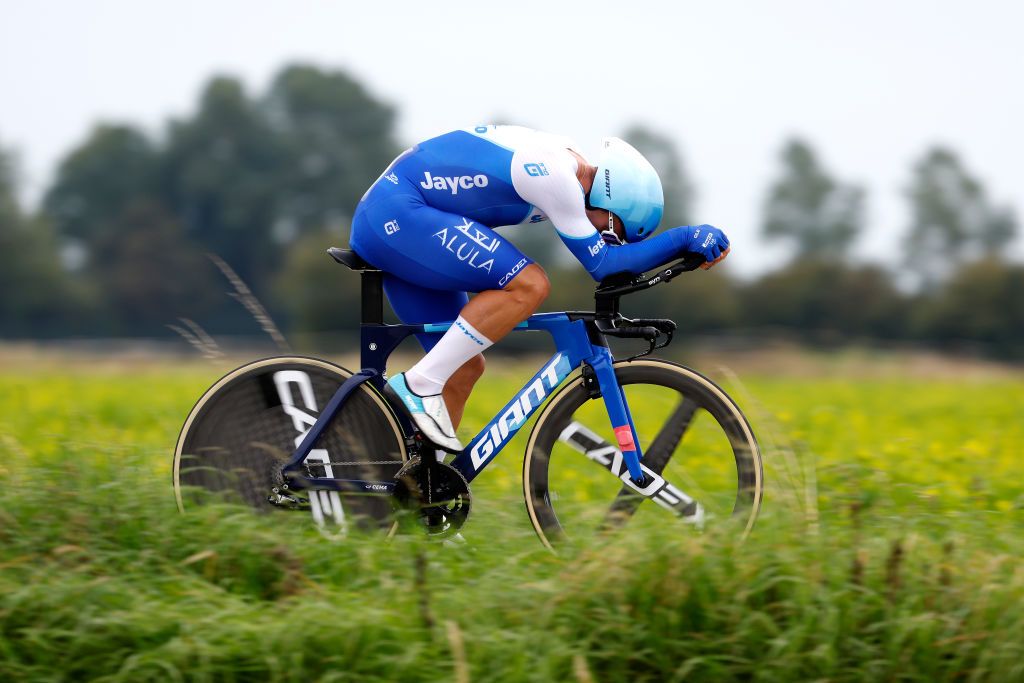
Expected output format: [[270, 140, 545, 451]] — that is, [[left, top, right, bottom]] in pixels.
[[443, 355, 485, 428]]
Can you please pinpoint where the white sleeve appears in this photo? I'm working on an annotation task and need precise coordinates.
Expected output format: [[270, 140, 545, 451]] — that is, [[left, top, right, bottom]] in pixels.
[[510, 146, 598, 240]]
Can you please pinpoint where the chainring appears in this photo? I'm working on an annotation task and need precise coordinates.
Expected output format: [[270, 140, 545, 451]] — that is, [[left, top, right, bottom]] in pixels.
[[392, 458, 471, 538]]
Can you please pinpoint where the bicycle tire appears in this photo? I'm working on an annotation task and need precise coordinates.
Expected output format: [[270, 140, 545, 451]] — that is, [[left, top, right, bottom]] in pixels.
[[173, 356, 408, 531], [523, 359, 762, 549]]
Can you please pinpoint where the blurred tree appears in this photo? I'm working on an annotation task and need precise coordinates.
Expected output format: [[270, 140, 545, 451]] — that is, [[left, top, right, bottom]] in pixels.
[[41, 65, 403, 337], [913, 258, 1024, 358], [0, 145, 80, 336], [264, 64, 402, 233], [275, 230, 362, 338], [94, 200, 218, 334], [622, 124, 694, 228], [904, 147, 1019, 288], [0, 145, 18, 222], [743, 261, 906, 341], [162, 76, 288, 290], [43, 124, 159, 260], [762, 139, 864, 261], [42, 122, 223, 333]]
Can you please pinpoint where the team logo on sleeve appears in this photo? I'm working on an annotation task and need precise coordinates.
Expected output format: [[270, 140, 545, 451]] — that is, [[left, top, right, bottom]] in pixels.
[[523, 163, 549, 177], [420, 171, 489, 195]]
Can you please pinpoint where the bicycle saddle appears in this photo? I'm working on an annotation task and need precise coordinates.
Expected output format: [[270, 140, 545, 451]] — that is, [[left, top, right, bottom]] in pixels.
[[327, 247, 378, 272]]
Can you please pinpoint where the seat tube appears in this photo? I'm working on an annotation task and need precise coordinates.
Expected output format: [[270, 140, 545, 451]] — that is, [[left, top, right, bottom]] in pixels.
[[589, 349, 645, 483]]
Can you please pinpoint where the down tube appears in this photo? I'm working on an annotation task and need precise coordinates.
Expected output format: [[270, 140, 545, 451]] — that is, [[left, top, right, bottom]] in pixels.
[[451, 352, 574, 482]]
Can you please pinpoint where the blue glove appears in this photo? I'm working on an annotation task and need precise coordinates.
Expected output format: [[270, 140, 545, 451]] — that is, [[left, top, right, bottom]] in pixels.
[[679, 224, 730, 264]]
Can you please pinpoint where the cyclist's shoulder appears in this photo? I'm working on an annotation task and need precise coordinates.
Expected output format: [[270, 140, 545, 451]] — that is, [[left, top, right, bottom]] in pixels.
[[507, 131, 585, 206]]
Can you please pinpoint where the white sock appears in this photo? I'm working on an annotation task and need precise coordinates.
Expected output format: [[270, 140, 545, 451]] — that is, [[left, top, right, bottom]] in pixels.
[[406, 316, 493, 395]]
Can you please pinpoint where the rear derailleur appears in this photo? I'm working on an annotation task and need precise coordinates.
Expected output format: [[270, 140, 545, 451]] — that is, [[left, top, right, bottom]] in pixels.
[[266, 458, 310, 510]]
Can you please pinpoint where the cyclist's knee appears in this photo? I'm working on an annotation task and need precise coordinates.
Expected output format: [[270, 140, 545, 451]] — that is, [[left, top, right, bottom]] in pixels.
[[505, 264, 550, 309]]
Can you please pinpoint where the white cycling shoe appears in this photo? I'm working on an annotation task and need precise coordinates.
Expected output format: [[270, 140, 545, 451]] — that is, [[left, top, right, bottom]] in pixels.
[[386, 373, 464, 453]]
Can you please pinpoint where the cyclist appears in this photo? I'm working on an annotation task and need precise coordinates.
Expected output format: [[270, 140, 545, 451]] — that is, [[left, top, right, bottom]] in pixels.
[[350, 125, 729, 451]]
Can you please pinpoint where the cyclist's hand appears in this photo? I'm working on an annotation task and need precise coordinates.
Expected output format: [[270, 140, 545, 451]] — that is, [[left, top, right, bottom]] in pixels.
[[680, 224, 730, 270]]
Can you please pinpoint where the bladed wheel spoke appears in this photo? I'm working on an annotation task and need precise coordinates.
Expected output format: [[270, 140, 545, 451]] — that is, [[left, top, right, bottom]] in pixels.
[[603, 397, 699, 527]]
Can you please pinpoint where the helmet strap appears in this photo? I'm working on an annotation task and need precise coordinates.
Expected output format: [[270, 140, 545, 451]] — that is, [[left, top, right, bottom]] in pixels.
[[600, 228, 623, 246], [602, 211, 623, 245]]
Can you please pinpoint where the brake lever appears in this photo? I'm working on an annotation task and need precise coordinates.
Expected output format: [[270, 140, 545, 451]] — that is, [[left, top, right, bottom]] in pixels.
[[624, 335, 659, 362], [653, 326, 674, 351]]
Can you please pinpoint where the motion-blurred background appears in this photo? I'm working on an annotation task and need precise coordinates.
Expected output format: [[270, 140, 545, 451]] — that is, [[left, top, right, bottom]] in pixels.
[[1, 0, 1021, 358], [2, 6, 1023, 678]]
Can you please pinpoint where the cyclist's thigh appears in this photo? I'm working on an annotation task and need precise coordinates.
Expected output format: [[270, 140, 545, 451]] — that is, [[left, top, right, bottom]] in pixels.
[[351, 195, 533, 293], [383, 275, 468, 352]]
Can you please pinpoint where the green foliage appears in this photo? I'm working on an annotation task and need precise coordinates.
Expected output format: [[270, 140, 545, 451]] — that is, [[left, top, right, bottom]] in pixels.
[[274, 231, 362, 336], [0, 145, 20, 222], [913, 258, 1024, 358], [762, 139, 864, 261], [162, 76, 290, 288], [905, 147, 1018, 288], [0, 145, 81, 337], [742, 261, 907, 341], [0, 360, 1022, 680], [44, 124, 160, 247], [92, 201, 220, 334], [34, 64, 401, 336], [266, 64, 402, 226]]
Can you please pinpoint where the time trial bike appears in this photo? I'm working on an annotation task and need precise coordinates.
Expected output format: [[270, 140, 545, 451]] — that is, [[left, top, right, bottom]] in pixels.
[[173, 248, 763, 547]]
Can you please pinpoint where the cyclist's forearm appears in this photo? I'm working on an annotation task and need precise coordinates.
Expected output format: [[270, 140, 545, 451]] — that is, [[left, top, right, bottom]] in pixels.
[[562, 229, 687, 281]]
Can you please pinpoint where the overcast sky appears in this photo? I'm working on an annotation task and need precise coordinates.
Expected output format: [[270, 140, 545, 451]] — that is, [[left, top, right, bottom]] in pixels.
[[2, 0, 1021, 275]]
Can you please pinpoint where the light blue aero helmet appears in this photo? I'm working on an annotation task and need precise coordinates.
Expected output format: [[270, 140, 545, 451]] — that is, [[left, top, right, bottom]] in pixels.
[[588, 137, 665, 242]]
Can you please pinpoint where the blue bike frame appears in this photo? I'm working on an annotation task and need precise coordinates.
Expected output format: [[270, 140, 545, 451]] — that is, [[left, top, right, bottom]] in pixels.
[[281, 312, 648, 493]]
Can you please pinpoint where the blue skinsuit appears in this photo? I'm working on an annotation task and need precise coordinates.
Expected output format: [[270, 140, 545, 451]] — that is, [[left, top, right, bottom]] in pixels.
[[350, 125, 687, 349]]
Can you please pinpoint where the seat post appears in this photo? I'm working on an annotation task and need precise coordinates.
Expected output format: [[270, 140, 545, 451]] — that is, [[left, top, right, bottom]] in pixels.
[[361, 270, 384, 324]]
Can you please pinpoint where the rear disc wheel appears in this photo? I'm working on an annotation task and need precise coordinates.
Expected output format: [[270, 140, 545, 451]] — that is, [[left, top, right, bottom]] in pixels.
[[173, 356, 407, 532]]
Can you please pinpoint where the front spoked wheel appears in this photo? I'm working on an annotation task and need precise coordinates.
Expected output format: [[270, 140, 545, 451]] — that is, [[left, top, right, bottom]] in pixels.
[[524, 360, 762, 549]]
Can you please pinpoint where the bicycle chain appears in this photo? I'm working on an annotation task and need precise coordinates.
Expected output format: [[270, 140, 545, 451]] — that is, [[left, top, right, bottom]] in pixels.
[[304, 460, 403, 467]]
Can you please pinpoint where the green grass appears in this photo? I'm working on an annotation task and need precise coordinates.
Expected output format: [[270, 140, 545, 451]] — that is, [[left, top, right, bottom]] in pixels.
[[0, 354, 1022, 681]]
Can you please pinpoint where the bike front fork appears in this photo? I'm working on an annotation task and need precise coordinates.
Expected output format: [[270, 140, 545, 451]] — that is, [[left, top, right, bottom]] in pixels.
[[585, 349, 646, 484]]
